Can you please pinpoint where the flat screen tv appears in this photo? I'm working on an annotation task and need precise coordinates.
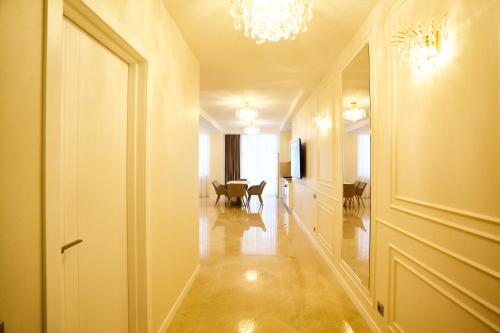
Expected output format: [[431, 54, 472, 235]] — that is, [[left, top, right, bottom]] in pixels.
[[291, 138, 303, 179]]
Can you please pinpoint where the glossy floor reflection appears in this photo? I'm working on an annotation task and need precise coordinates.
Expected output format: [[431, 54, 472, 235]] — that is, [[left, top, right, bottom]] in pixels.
[[168, 196, 371, 333], [341, 199, 371, 288]]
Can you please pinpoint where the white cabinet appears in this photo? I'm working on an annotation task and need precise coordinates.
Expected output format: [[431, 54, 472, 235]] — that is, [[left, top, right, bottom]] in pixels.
[[281, 177, 292, 210]]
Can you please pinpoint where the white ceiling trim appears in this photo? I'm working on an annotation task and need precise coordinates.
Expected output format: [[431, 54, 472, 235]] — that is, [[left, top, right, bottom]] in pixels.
[[200, 108, 223, 133], [280, 90, 305, 132]]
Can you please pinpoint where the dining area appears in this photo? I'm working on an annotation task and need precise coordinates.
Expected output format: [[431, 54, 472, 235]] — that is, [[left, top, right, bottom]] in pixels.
[[211, 179, 267, 210], [343, 181, 368, 208]]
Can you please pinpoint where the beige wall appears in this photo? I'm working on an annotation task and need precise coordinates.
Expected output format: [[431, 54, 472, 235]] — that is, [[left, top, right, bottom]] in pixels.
[[291, 0, 500, 332], [0, 0, 200, 332], [343, 133, 358, 183], [279, 131, 291, 162], [0, 0, 44, 332], [208, 132, 224, 195]]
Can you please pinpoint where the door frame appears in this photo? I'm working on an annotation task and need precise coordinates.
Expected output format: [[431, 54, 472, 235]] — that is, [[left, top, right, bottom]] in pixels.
[[43, 0, 149, 332]]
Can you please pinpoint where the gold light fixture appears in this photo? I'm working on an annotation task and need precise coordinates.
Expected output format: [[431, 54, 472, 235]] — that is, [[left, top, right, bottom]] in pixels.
[[392, 16, 448, 71], [230, 0, 314, 44], [343, 102, 366, 122], [313, 113, 332, 129], [235, 102, 259, 122], [244, 123, 260, 134]]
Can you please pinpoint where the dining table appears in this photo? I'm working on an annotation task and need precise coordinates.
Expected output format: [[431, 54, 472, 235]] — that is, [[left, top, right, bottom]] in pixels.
[[226, 180, 249, 187], [226, 180, 249, 206]]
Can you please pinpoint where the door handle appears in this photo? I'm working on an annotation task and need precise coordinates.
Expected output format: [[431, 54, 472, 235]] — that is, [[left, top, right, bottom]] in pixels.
[[61, 239, 83, 253]]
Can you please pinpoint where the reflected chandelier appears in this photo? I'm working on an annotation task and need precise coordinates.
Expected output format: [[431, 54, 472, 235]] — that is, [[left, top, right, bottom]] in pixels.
[[230, 0, 314, 44], [344, 102, 366, 122]]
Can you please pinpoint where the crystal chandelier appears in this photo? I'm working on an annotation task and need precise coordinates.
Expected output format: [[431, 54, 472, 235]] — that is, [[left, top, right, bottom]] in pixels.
[[235, 102, 259, 121], [230, 0, 314, 44], [344, 102, 366, 122]]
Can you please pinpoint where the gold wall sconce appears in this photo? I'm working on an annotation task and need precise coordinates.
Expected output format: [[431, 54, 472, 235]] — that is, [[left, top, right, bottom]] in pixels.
[[392, 15, 448, 71], [313, 113, 332, 130]]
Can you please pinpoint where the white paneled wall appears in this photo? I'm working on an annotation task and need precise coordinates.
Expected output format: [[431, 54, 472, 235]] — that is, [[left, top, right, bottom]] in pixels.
[[290, 0, 500, 332]]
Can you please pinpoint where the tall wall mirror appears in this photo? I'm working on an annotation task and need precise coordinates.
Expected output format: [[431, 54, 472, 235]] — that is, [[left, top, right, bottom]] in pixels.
[[341, 44, 371, 290]]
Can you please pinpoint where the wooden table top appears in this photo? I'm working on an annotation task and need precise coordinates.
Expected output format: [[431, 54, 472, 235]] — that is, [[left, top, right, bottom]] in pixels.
[[227, 180, 249, 185]]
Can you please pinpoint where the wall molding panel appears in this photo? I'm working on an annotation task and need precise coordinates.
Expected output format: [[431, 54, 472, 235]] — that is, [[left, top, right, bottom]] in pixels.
[[389, 204, 500, 243], [377, 219, 500, 280], [289, 0, 500, 332], [387, 245, 499, 332]]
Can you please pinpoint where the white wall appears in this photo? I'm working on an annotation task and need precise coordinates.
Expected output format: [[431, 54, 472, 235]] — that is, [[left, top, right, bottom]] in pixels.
[[208, 132, 224, 197], [291, 0, 500, 332], [343, 133, 358, 183], [0, 1, 44, 332], [0, 0, 200, 332], [279, 131, 291, 162]]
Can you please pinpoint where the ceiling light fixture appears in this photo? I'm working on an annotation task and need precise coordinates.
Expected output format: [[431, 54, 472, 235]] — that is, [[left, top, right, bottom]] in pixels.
[[235, 102, 259, 122], [244, 124, 260, 134], [344, 102, 366, 122], [230, 0, 314, 44], [392, 15, 448, 71]]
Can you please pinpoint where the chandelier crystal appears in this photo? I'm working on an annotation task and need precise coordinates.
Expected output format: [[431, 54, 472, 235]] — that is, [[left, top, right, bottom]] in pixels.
[[391, 16, 448, 71], [230, 0, 314, 44], [235, 102, 259, 121], [244, 125, 260, 134], [344, 102, 367, 122], [313, 113, 331, 129]]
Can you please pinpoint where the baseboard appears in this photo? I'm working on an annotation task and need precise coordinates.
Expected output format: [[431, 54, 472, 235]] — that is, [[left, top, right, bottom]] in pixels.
[[291, 209, 381, 333], [156, 264, 201, 333]]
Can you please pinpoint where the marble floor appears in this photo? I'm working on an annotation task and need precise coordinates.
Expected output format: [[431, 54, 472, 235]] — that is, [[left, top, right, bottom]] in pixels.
[[167, 196, 371, 333], [341, 199, 371, 289]]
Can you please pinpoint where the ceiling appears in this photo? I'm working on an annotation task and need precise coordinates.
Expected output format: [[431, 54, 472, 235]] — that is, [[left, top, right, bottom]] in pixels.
[[164, 0, 377, 133]]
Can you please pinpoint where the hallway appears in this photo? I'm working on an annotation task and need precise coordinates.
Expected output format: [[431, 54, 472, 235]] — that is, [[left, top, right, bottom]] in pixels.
[[1, 0, 499, 332], [168, 197, 370, 332]]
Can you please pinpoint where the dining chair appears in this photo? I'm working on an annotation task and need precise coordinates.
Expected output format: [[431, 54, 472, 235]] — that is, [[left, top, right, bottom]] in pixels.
[[353, 180, 360, 191], [247, 180, 266, 206], [343, 183, 356, 207], [212, 180, 227, 206], [354, 182, 367, 207], [227, 183, 249, 209]]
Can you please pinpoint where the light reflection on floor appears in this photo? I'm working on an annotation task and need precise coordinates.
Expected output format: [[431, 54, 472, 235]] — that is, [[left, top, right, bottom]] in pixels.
[[341, 199, 371, 288], [168, 196, 371, 332]]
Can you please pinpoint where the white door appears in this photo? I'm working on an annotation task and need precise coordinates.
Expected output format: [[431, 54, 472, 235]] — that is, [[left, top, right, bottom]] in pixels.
[[61, 17, 129, 333]]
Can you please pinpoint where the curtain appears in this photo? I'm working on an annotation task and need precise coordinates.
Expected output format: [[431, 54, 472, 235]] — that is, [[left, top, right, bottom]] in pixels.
[[225, 134, 240, 182], [240, 134, 279, 196], [357, 133, 371, 197], [199, 134, 210, 197]]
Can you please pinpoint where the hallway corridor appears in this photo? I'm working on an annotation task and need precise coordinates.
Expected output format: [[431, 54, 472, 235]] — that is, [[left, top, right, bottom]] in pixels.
[[168, 197, 370, 332]]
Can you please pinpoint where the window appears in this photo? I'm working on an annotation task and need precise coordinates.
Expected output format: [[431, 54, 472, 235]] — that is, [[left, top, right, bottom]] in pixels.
[[199, 134, 210, 197], [240, 134, 279, 196]]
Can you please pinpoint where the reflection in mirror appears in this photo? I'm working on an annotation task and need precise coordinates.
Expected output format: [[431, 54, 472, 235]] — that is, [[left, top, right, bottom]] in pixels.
[[341, 44, 371, 290]]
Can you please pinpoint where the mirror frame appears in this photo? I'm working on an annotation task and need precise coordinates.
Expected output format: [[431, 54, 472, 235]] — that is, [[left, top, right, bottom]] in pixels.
[[339, 41, 375, 301]]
